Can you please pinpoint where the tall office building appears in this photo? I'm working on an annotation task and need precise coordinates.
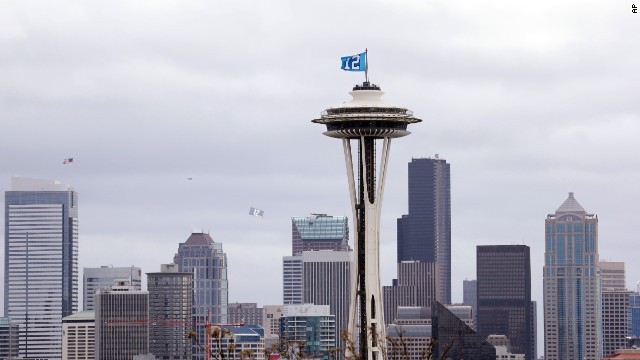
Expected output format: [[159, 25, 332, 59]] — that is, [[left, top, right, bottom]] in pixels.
[[284, 214, 352, 347], [544, 192, 600, 360], [173, 232, 228, 324], [173, 232, 228, 360], [147, 263, 193, 360], [477, 245, 532, 360], [383, 261, 438, 325], [302, 250, 352, 345], [95, 282, 149, 360], [397, 157, 451, 304], [530, 301, 538, 360], [291, 214, 350, 255], [462, 279, 477, 330], [601, 290, 630, 357], [4, 176, 79, 359], [283, 256, 303, 305], [83, 265, 142, 310], [282, 250, 352, 347]]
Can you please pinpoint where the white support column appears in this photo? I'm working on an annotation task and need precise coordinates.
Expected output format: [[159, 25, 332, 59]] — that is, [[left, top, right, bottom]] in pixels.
[[343, 138, 360, 350]]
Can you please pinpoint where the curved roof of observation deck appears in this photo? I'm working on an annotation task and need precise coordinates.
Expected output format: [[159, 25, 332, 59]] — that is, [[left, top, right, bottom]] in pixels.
[[312, 82, 422, 125]]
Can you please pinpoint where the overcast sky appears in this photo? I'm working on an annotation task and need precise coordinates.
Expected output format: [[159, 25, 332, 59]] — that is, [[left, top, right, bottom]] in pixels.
[[1, 0, 639, 354]]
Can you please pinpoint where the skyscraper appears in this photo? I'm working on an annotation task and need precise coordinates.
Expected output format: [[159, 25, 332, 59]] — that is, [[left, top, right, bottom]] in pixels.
[[462, 279, 477, 330], [383, 261, 438, 325], [283, 214, 352, 347], [83, 265, 142, 310], [95, 282, 149, 359], [291, 214, 350, 255], [476, 245, 532, 360], [147, 263, 193, 360], [4, 176, 79, 359], [301, 250, 352, 346], [397, 157, 451, 304], [544, 192, 600, 360], [282, 256, 303, 305], [173, 232, 228, 324], [173, 232, 228, 360]]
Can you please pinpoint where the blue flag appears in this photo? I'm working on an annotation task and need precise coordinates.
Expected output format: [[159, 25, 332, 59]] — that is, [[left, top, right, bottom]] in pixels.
[[341, 52, 366, 72]]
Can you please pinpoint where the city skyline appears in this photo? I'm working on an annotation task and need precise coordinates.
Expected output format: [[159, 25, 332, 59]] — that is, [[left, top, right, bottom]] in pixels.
[[1, 2, 639, 357]]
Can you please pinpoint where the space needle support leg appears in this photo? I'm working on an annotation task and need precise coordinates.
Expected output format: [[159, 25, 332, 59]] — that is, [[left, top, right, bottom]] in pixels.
[[343, 138, 360, 358]]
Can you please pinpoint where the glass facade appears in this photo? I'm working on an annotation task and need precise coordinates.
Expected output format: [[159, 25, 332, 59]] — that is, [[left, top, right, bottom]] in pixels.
[[291, 215, 350, 255], [477, 245, 532, 360], [147, 268, 193, 359], [462, 279, 477, 330], [431, 301, 496, 360], [543, 193, 600, 360], [397, 157, 451, 304], [95, 289, 149, 359], [173, 232, 228, 360], [279, 310, 335, 360], [4, 178, 78, 359], [630, 293, 640, 337]]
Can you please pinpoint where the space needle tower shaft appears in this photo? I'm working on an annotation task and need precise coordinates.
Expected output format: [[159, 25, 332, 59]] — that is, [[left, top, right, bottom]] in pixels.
[[313, 81, 421, 360]]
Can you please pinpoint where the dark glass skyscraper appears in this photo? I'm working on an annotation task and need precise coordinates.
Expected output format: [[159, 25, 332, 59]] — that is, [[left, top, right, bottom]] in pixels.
[[476, 245, 532, 360], [4, 177, 78, 359], [397, 157, 451, 304], [147, 264, 193, 359], [431, 301, 496, 360]]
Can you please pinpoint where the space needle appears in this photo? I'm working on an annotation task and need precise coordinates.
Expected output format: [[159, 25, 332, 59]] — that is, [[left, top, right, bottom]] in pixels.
[[312, 72, 421, 360]]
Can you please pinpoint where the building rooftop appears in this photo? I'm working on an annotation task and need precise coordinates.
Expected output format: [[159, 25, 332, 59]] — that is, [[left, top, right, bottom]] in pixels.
[[63, 311, 96, 321], [556, 192, 586, 213], [11, 176, 72, 191], [184, 232, 215, 245], [292, 215, 347, 240]]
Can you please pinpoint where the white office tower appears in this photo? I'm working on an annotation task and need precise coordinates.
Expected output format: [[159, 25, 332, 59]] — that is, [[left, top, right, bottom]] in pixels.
[[4, 176, 79, 359], [83, 265, 142, 310]]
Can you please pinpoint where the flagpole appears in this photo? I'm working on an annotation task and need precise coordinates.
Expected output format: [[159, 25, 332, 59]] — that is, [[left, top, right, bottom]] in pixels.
[[365, 48, 369, 83]]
